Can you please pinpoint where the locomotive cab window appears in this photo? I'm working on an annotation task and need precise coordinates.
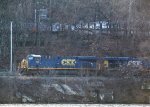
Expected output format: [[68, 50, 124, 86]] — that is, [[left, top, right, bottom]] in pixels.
[[28, 55, 42, 64]]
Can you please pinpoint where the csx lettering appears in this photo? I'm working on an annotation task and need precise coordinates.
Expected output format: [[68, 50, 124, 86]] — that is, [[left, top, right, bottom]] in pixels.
[[61, 59, 76, 66], [128, 61, 142, 66]]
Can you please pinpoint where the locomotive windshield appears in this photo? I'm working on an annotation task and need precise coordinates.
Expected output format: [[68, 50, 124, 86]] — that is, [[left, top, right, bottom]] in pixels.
[[27, 54, 41, 60]]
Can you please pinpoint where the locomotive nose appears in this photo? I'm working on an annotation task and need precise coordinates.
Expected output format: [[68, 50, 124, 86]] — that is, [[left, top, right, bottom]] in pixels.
[[20, 59, 28, 69]]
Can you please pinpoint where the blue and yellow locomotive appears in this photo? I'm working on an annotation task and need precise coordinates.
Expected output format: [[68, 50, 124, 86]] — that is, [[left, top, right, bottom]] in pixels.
[[19, 54, 99, 75]]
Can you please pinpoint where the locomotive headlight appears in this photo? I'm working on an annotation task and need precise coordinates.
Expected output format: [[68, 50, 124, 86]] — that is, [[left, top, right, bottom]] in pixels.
[[61, 59, 76, 66]]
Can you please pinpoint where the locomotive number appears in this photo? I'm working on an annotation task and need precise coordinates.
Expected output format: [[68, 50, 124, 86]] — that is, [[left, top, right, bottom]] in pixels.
[[61, 59, 76, 66]]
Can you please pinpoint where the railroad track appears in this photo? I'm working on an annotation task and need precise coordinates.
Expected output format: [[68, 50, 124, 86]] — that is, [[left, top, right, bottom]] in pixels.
[[0, 74, 121, 81]]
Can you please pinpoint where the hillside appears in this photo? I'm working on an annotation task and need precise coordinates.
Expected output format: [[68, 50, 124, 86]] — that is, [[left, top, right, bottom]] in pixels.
[[0, 0, 150, 68]]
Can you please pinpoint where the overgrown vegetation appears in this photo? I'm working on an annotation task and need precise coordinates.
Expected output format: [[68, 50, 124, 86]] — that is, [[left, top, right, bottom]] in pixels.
[[0, 0, 150, 68]]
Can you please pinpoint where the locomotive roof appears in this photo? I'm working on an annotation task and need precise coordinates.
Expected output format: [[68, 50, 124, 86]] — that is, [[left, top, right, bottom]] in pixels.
[[27, 54, 97, 58], [27, 54, 41, 57], [102, 57, 136, 60], [26, 54, 136, 61]]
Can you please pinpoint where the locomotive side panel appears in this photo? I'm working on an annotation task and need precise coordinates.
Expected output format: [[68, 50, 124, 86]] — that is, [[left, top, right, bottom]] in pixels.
[[26, 55, 98, 70]]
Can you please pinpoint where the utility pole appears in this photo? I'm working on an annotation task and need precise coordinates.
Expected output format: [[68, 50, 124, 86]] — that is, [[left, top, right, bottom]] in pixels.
[[10, 21, 13, 73], [35, 1, 40, 47], [34, 8, 38, 46], [34, 9, 37, 29], [128, 0, 135, 36], [128, 0, 135, 55]]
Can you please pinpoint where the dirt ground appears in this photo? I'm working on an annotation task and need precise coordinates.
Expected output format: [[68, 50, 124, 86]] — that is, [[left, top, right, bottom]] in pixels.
[[0, 71, 149, 104]]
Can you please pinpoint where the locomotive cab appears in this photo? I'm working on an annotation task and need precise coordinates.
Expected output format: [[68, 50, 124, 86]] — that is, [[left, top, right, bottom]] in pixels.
[[19, 54, 42, 73], [27, 54, 42, 68]]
